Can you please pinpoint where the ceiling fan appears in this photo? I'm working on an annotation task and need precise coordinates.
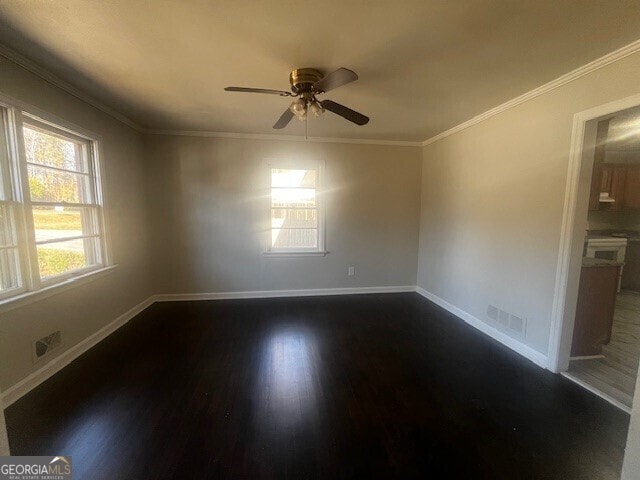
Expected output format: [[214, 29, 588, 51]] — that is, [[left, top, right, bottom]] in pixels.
[[224, 68, 369, 129]]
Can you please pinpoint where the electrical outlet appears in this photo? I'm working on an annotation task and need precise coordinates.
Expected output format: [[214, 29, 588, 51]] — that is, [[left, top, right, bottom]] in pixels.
[[348, 266, 355, 276]]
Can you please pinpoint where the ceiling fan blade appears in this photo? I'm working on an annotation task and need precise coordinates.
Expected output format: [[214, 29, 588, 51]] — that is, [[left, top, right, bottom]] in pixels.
[[313, 68, 358, 93], [321, 100, 369, 126], [273, 108, 295, 129], [225, 86, 292, 97]]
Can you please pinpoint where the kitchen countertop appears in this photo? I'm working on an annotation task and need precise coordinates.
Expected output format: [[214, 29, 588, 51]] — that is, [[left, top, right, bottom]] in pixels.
[[582, 256, 624, 268], [587, 229, 640, 240]]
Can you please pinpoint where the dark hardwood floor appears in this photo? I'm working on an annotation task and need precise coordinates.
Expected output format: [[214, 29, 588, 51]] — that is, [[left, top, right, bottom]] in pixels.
[[5, 293, 631, 479]]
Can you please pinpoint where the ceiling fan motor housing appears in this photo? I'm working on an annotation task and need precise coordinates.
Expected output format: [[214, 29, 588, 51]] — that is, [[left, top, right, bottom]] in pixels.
[[289, 68, 323, 94], [225, 66, 368, 128]]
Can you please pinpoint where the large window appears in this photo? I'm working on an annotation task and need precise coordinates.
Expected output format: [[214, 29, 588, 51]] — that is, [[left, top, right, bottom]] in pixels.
[[267, 163, 325, 254], [0, 102, 108, 302]]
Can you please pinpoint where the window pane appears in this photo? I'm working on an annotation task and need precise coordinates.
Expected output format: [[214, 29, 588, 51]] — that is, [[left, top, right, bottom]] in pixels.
[[28, 165, 90, 203], [23, 126, 87, 173], [269, 167, 320, 250], [32, 206, 98, 243], [271, 188, 316, 208], [36, 236, 102, 278], [271, 208, 317, 228], [0, 110, 11, 201], [271, 228, 318, 249], [0, 247, 20, 293], [0, 204, 17, 247], [271, 169, 316, 188]]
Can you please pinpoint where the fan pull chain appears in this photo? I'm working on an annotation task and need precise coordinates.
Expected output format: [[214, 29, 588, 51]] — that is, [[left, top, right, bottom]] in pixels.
[[305, 113, 308, 140]]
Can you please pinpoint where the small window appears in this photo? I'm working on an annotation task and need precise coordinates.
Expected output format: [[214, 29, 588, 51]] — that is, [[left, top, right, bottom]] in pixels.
[[267, 165, 324, 254]]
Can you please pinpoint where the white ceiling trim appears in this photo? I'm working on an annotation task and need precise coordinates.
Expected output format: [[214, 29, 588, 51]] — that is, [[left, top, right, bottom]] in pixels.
[[0, 43, 145, 132], [422, 38, 640, 147], [145, 129, 422, 147]]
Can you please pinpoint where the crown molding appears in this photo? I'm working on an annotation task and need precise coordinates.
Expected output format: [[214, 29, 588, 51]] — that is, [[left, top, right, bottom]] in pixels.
[[421, 38, 640, 147], [144, 129, 422, 147], [0, 43, 145, 132]]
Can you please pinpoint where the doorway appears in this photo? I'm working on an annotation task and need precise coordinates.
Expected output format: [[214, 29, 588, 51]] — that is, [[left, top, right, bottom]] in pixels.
[[549, 94, 640, 412]]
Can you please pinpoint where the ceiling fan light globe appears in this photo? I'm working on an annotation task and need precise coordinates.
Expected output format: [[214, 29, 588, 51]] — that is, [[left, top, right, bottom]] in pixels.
[[289, 99, 307, 117], [309, 101, 325, 118]]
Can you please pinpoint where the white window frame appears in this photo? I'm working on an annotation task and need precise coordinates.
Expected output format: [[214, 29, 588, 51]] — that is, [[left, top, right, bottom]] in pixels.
[[0, 106, 25, 301], [0, 94, 112, 305], [264, 158, 326, 257]]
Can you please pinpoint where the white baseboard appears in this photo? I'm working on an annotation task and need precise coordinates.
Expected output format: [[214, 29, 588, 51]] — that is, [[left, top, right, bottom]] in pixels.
[[415, 286, 548, 368], [154, 285, 416, 302], [1, 296, 155, 408]]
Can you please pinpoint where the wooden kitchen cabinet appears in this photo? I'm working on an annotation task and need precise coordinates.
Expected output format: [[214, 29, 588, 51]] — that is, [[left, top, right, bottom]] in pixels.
[[588, 120, 610, 211], [622, 241, 640, 293], [623, 166, 640, 209], [571, 258, 621, 357], [589, 164, 640, 211], [603, 165, 626, 211], [600, 165, 613, 195]]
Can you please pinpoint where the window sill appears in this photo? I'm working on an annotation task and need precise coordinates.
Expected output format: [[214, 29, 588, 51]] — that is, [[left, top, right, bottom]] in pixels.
[[0, 265, 117, 314], [263, 251, 328, 258]]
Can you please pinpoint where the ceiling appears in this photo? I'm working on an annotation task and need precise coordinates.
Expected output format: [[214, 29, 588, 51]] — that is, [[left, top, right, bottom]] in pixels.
[[1, 0, 640, 142]]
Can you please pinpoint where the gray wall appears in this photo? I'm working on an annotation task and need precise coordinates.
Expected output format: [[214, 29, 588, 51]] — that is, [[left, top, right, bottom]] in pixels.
[[418, 51, 640, 357], [0, 56, 153, 391], [145, 135, 422, 294]]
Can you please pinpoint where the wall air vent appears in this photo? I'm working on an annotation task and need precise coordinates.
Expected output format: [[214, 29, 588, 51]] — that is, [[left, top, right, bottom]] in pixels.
[[509, 315, 525, 335], [487, 305, 499, 320], [487, 306, 527, 340], [33, 331, 61, 362], [498, 310, 510, 328]]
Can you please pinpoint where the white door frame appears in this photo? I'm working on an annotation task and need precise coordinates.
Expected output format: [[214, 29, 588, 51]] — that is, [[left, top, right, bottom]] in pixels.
[[547, 92, 640, 373]]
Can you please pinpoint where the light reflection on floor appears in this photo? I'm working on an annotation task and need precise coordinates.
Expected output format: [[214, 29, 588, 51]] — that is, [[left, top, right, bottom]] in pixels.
[[254, 326, 319, 436], [57, 408, 117, 479]]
